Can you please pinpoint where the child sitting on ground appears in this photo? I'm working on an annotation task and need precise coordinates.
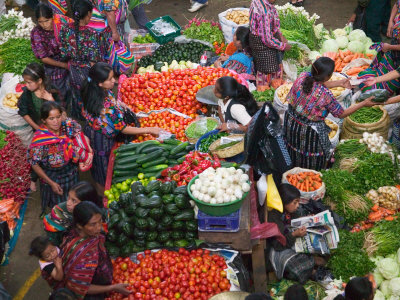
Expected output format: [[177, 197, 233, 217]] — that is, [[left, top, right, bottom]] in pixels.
[[29, 236, 63, 286]]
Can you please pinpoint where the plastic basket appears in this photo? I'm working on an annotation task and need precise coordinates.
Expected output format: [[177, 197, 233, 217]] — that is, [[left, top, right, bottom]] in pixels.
[[187, 175, 248, 216], [198, 209, 240, 232], [145, 15, 181, 45], [195, 129, 220, 152], [128, 29, 160, 60]]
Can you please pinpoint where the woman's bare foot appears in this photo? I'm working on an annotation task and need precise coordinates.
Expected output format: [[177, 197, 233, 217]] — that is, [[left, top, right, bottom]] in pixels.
[[30, 181, 37, 192]]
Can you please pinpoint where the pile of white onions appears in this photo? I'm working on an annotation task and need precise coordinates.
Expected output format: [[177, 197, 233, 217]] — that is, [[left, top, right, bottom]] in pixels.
[[190, 167, 250, 204], [359, 132, 392, 154]]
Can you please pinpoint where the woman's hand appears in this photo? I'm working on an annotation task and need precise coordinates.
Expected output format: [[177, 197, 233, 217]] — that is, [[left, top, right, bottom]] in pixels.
[[340, 78, 352, 89], [364, 77, 377, 87], [292, 227, 307, 237], [146, 127, 163, 136], [53, 256, 62, 267], [387, 23, 394, 38], [283, 43, 291, 51], [112, 284, 131, 296], [112, 32, 121, 42], [348, 13, 356, 24], [362, 96, 377, 107], [218, 123, 229, 132], [382, 43, 392, 53], [50, 181, 63, 195]]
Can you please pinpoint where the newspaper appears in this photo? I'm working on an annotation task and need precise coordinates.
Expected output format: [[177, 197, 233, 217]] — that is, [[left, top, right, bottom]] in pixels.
[[290, 210, 339, 255]]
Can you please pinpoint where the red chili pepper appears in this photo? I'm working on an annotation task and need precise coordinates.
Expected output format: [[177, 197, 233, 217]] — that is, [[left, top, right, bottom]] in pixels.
[[178, 165, 191, 175], [161, 168, 171, 177], [184, 175, 192, 183], [172, 174, 181, 181], [199, 160, 212, 169]]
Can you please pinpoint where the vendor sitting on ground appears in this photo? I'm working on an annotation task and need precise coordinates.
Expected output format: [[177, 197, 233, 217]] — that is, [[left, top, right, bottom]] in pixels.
[[214, 27, 253, 75], [214, 76, 258, 133], [267, 183, 325, 284]]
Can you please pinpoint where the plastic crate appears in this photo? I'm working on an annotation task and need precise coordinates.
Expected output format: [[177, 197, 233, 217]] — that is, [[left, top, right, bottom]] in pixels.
[[128, 29, 160, 60], [145, 15, 181, 44], [197, 209, 241, 232]]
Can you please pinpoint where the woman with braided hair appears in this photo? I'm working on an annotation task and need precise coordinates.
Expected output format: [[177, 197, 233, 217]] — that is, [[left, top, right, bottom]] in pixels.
[[59, 0, 105, 119]]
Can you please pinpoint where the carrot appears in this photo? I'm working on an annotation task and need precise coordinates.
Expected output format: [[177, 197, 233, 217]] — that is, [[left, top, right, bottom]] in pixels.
[[339, 50, 345, 60], [343, 55, 354, 63], [385, 216, 395, 221], [371, 204, 379, 212], [368, 211, 384, 221]]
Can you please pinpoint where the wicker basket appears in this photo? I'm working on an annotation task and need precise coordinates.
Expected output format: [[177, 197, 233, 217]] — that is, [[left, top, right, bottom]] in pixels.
[[209, 134, 245, 158], [185, 117, 219, 144]]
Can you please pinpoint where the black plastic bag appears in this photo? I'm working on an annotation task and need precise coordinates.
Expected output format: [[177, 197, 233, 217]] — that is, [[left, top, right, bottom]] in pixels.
[[0, 222, 10, 264]]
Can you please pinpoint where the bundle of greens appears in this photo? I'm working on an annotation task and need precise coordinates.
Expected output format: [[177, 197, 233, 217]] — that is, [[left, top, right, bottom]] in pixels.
[[251, 88, 276, 102], [283, 42, 302, 60], [183, 18, 224, 45], [364, 219, 400, 257], [269, 279, 326, 300], [328, 230, 376, 282], [0, 38, 40, 75], [0, 15, 19, 34]]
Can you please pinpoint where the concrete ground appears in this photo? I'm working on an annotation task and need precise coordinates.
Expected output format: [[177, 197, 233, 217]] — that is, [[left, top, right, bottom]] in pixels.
[[0, 0, 358, 299]]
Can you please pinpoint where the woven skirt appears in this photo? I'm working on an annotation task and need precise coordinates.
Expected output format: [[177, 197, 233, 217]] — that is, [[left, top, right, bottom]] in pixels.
[[249, 33, 282, 74], [40, 162, 79, 210], [283, 108, 331, 171], [84, 125, 115, 186]]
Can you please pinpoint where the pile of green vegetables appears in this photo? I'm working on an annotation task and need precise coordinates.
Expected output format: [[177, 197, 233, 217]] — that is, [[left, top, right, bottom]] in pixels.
[[198, 132, 228, 153], [138, 42, 211, 68], [0, 130, 7, 150], [183, 19, 224, 45], [0, 38, 40, 75], [113, 138, 194, 184], [349, 107, 383, 123], [0, 15, 19, 34], [132, 33, 156, 44], [106, 180, 197, 257], [269, 280, 326, 300], [252, 88, 276, 102], [328, 230, 376, 282], [366, 219, 400, 257], [185, 118, 219, 139]]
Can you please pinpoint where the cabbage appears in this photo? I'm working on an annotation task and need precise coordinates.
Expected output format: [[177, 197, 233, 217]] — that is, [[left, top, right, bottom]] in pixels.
[[364, 37, 373, 45], [308, 51, 320, 61], [371, 256, 385, 264], [374, 290, 385, 300], [381, 280, 392, 297], [348, 40, 365, 53], [314, 23, 324, 39], [388, 254, 397, 261], [390, 278, 400, 296], [333, 28, 347, 38], [321, 39, 339, 53], [389, 296, 400, 300], [336, 36, 349, 49], [378, 258, 400, 280], [348, 29, 367, 42], [374, 269, 384, 287]]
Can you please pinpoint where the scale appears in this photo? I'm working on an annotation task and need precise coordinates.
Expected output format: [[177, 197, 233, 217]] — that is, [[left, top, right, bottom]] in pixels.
[[196, 85, 219, 117]]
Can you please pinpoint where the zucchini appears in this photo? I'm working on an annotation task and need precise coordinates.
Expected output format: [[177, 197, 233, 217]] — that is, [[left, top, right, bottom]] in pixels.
[[113, 162, 139, 171], [160, 143, 176, 150], [186, 144, 195, 151], [177, 156, 186, 164], [144, 164, 168, 173], [174, 209, 195, 221], [113, 169, 137, 178], [116, 143, 139, 153], [136, 140, 161, 154], [112, 175, 134, 184], [220, 161, 238, 168], [163, 138, 181, 145], [142, 157, 167, 169], [144, 171, 159, 178], [141, 146, 164, 154], [172, 151, 188, 159], [170, 142, 189, 156], [115, 150, 137, 159], [136, 149, 164, 164], [167, 160, 178, 166], [115, 154, 145, 165]]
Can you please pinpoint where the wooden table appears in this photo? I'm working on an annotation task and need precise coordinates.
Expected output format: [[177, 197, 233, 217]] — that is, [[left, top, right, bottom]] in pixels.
[[198, 194, 268, 293]]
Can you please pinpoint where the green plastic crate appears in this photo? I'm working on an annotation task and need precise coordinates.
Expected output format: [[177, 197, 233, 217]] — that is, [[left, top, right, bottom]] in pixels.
[[145, 15, 181, 45], [187, 175, 248, 216]]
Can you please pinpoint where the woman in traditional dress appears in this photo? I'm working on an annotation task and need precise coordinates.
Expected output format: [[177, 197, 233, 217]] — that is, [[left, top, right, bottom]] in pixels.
[[249, 0, 291, 87], [214, 27, 253, 75], [31, 3, 71, 108], [59, 0, 105, 118], [27, 102, 83, 217], [58, 201, 130, 299], [284, 57, 376, 170], [43, 181, 103, 246], [81, 62, 162, 194]]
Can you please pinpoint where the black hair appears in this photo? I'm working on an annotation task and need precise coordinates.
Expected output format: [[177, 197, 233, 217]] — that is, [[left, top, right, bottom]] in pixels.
[[40, 101, 63, 121], [22, 62, 52, 91], [216, 76, 258, 116], [279, 183, 301, 206], [35, 2, 53, 20], [245, 293, 272, 300], [29, 236, 52, 259], [235, 26, 250, 50], [49, 288, 77, 300], [71, 0, 93, 57], [73, 201, 102, 228], [302, 57, 335, 94], [333, 277, 373, 300], [81, 62, 113, 116], [71, 181, 102, 209], [284, 284, 308, 300]]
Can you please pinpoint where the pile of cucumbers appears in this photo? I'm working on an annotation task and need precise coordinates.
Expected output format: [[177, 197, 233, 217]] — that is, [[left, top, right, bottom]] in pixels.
[[113, 138, 194, 184]]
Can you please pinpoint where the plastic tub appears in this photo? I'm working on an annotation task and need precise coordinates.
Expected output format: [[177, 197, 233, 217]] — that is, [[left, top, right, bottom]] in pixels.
[[145, 16, 181, 44], [195, 129, 220, 151], [198, 209, 240, 232], [187, 175, 248, 216]]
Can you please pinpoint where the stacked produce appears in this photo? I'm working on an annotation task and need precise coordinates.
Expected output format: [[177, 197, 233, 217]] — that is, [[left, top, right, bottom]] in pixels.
[[351, 205, 396, 232], [349, 106, 383, 123], [371, 249, 400, 299], [0, 130, 30, 202], [132, 33, 156, 44], [119, 67, 238, 114], [276, 83, 293, 105], [224, 10, 249, 25], [251, 88, 276, 103], [2, 92, 20, 109], [137, 42, 211, 68], [106, 180, 197, 256], [364, 219, 400, 257], [137, 60, 196, 75], [366, 187, 400, 211], [112, 138, 194, 183], [0, 198, 22, 230], [325, 119, 338, 139], [322, 50, 372, 73], [359, 132, 392, 154], [105, 177, 151, 205], [109, 248, 231, 299], [286, 171, 322, 193]]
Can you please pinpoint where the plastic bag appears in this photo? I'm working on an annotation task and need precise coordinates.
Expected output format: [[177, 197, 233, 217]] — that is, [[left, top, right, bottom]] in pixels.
[[357, 89, 390, 103], [257, 175, 268, 206], [342, 58, 372, 77], [218, 8, 250, 44], [282, 60, 298, 82], [266, 174, 283, 212]]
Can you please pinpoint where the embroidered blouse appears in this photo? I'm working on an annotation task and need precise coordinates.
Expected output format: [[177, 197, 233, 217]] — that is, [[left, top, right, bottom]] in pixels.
[[81, 91, 127, 138], [286, 72, 344, 122], [249, 0, 286, 51]]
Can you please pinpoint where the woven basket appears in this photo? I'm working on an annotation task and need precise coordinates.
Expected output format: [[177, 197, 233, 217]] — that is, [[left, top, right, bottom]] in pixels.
[[209, 134, 245, 158], [341, 106, 391, 140], [185, 117, 219, 144]]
